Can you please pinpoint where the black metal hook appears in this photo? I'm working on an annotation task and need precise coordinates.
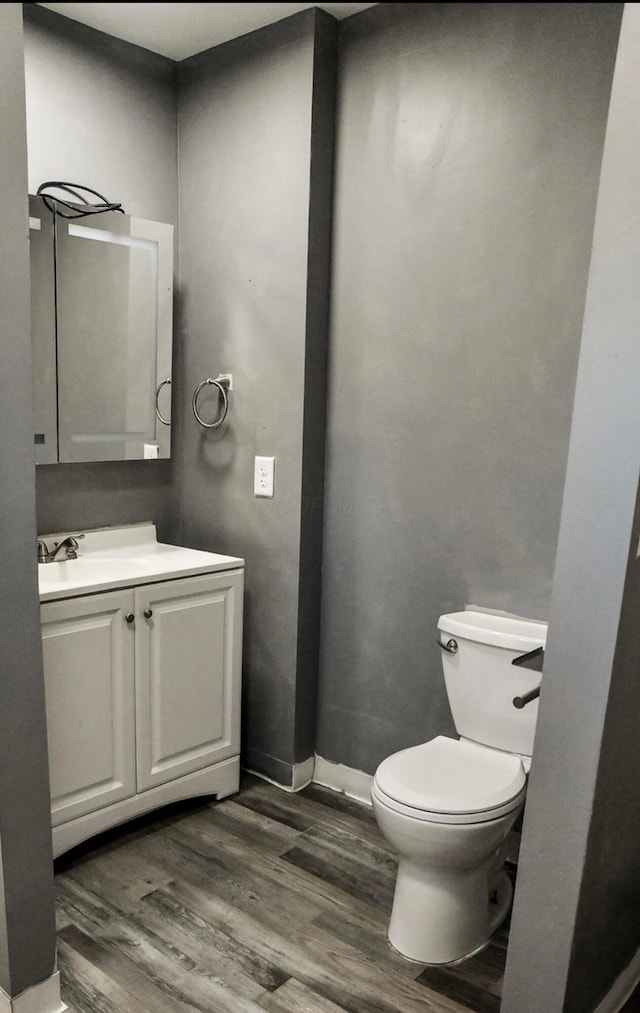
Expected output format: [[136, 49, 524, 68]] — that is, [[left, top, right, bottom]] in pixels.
[[511, 646, 544, 672], [513, 686, 541, 709]]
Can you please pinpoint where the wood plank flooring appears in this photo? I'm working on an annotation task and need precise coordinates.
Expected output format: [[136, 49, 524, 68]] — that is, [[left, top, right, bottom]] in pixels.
[[54, 775, 509, 1012]]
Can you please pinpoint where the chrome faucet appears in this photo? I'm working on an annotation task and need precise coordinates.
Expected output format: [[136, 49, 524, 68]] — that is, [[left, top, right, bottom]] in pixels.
[[37, 533, 85, 563]]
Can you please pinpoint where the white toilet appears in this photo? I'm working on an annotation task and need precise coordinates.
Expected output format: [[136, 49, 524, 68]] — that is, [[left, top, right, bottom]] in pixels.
[[371, 609, 547, 965]]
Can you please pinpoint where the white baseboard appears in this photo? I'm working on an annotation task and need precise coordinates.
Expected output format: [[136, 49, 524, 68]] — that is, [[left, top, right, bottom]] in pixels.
[[246, 755, 373, 805], [594, 946, 640, 1013], [291, 756, 315, 791], [246, 756, 315, 794], [0, 972, 66, 1013], [313, 755, 373, 806]]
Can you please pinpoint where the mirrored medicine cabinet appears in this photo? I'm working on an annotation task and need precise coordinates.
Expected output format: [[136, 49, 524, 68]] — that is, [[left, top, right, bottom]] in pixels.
[[29, 195, 174, 464]]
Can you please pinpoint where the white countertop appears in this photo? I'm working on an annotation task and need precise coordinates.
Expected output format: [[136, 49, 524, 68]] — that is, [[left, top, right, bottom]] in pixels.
[[38, 522, 244, 602]]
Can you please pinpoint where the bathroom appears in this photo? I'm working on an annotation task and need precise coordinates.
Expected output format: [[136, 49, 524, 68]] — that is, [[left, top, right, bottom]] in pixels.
[[2, 2, 640, 1011]]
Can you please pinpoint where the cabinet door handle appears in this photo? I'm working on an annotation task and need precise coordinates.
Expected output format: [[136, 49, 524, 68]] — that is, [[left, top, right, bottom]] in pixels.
[[125, 613, 135, 624], [144, 608, 153, 619]]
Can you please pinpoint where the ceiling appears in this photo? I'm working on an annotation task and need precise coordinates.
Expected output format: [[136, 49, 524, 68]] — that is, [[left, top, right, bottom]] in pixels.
[[36, 3, 378, 61]]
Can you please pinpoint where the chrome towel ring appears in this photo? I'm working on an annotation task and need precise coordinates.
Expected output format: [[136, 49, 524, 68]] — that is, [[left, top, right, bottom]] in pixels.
[[155, 377, 171, 425], [192, 375, 230, 429]]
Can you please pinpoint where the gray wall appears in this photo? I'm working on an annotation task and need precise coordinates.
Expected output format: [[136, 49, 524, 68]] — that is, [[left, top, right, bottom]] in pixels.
[[23, 4, 180, 543], [0, 3, 57, 996], [177, 10, 336, 783], [317, 1, 622, 775], [503, 5, 640, 1008], [5, 4, 639, 1005]]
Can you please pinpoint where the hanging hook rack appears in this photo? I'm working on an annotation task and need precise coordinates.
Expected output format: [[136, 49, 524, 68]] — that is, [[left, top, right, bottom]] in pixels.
[[192, 374, 231, 429]]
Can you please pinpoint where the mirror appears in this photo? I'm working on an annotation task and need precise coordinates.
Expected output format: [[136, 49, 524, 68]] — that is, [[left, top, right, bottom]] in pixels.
[[29, 196, 174, 463]]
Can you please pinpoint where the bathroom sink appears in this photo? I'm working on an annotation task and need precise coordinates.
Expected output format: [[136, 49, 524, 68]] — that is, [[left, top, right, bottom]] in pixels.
[[43, 557, 132, 579], [38, 522, 244, 602]]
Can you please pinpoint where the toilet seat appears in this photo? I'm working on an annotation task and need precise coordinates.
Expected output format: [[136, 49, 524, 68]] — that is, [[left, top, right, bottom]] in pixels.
[[372, 736, 527, 825]]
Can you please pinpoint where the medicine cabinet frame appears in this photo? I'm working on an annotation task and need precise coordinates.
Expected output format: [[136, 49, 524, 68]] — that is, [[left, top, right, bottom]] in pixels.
[[29, 195, 174, 464]]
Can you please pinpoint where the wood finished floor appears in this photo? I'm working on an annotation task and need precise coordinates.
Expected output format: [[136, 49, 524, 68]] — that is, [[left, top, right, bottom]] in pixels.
[[54, 774, 509, 1013]]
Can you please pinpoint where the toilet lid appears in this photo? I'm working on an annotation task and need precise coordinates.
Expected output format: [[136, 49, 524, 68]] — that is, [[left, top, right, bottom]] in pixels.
[[374, 736, 526, 815]]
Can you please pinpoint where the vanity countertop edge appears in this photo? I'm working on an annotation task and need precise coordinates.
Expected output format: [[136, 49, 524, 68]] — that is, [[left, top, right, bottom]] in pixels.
[[38, 522, 244, 603]]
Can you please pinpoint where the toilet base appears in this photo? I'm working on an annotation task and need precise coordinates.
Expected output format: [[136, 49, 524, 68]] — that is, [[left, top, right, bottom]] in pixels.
[[388, 864, 513, 965]]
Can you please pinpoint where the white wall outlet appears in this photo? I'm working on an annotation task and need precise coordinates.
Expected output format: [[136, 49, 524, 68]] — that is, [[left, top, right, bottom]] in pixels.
[[254, 456, 275, 497], [144, 443, 159, 459]]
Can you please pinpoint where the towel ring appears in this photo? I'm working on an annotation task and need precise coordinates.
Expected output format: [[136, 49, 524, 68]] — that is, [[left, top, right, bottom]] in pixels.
[[192, 377, 229, 429], [155, 377, 172, 425]]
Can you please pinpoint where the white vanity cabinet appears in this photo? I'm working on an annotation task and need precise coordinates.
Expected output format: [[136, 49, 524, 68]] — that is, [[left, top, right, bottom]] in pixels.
[[38, 524, 244, 857]]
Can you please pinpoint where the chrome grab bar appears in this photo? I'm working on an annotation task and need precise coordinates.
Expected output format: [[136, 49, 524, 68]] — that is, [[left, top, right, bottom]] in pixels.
[[192, 375, 230, 430], [155, 377, 171, 425]]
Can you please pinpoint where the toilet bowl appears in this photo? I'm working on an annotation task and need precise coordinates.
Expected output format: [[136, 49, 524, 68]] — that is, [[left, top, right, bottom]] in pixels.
[[372, 736, 526, 963], [372, 610, 546, 965]]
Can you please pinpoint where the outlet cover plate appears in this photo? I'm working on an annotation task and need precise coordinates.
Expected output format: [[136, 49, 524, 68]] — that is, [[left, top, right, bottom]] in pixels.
[[254, 456, 275, 497]]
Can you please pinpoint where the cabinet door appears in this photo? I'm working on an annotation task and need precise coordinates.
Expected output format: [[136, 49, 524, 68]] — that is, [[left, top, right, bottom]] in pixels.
[[41, 590, 136, 826], [135, 571, 243, 792]]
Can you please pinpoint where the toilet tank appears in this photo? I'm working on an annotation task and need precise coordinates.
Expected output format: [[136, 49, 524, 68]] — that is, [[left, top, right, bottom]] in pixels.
[[438, 610, 547, 757]]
